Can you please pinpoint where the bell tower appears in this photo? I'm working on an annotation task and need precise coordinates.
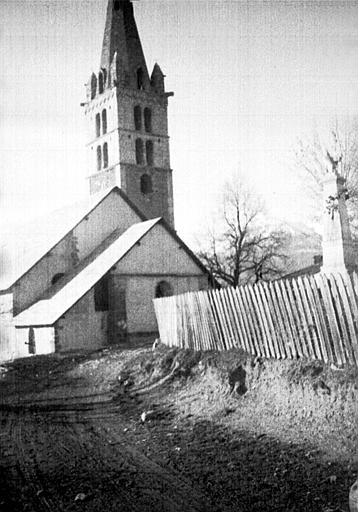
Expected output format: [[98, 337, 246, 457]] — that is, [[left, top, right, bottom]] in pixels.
[[83, 0, 174, 227]]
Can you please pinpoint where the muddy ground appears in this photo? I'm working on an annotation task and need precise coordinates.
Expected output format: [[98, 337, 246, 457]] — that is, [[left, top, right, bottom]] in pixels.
[[0, 342, 357, 511]]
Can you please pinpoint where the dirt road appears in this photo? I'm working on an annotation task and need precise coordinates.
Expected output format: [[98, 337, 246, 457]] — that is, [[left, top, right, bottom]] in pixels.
[[0, 344, 356, 511]]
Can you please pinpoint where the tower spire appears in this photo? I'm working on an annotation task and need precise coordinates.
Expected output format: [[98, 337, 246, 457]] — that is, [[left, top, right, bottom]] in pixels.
[[100, 0, 149, 88], [83, 0, 174, 227]]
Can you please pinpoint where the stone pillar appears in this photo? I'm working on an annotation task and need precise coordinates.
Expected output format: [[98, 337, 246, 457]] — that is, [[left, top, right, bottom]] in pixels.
[[321, 172, 355, 273]]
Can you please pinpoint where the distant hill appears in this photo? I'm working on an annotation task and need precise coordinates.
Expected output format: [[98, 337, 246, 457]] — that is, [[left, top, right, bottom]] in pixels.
[[278, 221, 322, 277]]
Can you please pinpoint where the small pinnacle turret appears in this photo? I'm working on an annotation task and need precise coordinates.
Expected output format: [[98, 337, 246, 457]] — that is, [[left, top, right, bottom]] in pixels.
[[83, 0, 175, 227]]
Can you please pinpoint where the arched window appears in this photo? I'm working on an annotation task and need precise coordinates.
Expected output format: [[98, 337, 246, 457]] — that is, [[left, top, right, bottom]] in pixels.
[[98, 71, 104, 94], [155, 281, 173, 298], [140, 174, 153, 195], [135, 138, 144, 165], [134, 105, 141, 130], [146, 140, 154, 166], [51, 273, 65, 285], [94, 275, 109, 311], [144, 108, 152, 132], [136, 68, 144, 90], [95, 113, 101, 137], [97, 145, 102, 171], [91, 73, 97, 99], [103, 142, 108, 168], [102, 109, 107, 134]]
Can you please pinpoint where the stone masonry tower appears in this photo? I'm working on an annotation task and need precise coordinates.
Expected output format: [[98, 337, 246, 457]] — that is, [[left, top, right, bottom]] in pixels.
[[84, 0, 174, 227]]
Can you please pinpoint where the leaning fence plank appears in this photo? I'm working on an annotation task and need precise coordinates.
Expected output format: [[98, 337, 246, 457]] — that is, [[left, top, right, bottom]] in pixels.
[[330, 274, 355, 365], [223, 288, 242, 350], [267, 281, 288, 359], [189, 292, 200, 350], [234, 287, 256, 355], [252, 283, 275, 358], [248, 283, 270, 357], [208, 290, 225, 351], [196, 291, 209, 351], [302, 276, 329, 364], [343, 274, 358, 364], [273, 280, 295, 358], [220, 289, 237, 349], [292, 276, 316, 358], [260, 282, 281, 358], [314, 274, 343, 366], [280, 279, 305, 357], [247, 285, 269, 357], [256, 283, 278, 359], [336, 273, 358, 365], [212, 289, 230, 350], [238, 286, 261, 356], [289, 278, 310, 359], [296, 277, 320, 360], [204, 291, 221, 350], [241, 285, 264, 357], [200, 291, 215, 351]]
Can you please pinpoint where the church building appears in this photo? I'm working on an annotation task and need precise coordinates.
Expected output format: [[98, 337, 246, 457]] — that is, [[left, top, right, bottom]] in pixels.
[[0, 0, 210, 361]]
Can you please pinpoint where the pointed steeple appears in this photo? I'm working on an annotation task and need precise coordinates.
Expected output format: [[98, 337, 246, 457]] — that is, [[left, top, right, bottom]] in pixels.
[[100, 0, 149, 89]]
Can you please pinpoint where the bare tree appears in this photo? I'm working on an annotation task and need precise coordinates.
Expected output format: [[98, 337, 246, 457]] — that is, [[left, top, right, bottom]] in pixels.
[[197, 178, 289, 287], [294, 117, 358, 222]]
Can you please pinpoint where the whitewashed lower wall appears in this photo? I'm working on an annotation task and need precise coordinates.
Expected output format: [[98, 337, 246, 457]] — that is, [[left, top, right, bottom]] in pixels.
[[0, 293, 15, 361], [55, 289, 108, 352], [15, 326, 55, 358], [126, 275, 205, 333]]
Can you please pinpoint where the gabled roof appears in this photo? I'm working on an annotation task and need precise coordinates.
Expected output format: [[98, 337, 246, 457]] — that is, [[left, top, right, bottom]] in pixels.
[[0, 187, 146, 291], [15, 218, 160, 327]]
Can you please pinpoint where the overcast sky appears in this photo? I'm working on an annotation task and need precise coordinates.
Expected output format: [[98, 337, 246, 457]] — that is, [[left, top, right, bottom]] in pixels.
[[1, 0, 358, 244]]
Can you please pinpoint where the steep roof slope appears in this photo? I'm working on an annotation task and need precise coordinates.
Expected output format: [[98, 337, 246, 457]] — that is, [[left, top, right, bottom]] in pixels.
[[0, 187, 145, 291], [15, 218, 160, 327]]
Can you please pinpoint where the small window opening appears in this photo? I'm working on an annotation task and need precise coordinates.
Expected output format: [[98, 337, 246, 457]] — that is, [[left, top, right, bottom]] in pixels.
[[98, 71, 104, 94], [134, 105, 141, 130], [95, 113, 101, 137], [144, 108, 152, 132], [146, 140, 154, 166], [94, 275, 109, 311], [155, 281, 173, 298], [140, 173, 153, 195], [52, 273, 65, 285], [91, 73, 97, 99], [102, 109, 107, 134], [135, 138, 144, 165], [97, 145, 102, 170], [136, 68, 144, 90], [102, 69, 107, 88], [103, 142, 109, 168], [28, 327, 36, 355]]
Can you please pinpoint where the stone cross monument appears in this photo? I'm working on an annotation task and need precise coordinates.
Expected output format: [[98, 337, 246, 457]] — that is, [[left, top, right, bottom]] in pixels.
[[321, 152, 356, 274]]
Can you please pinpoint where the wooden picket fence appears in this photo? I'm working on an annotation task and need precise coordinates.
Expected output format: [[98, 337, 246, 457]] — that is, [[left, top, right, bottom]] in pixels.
[[153, 272, 358, 367]]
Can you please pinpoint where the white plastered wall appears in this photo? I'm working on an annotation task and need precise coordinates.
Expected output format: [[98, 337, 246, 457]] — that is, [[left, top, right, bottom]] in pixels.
[[55, 289, 108, 352]]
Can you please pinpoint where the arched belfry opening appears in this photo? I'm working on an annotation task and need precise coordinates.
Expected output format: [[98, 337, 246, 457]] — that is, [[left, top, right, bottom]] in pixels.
[[91, 73, 97, 99], [86, 0, 175, 227], [134, 105, 141, 130], [136, 68, 144, 90], [135, 138, 144, 165]]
